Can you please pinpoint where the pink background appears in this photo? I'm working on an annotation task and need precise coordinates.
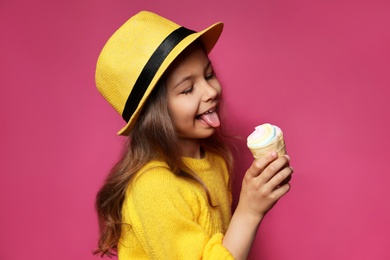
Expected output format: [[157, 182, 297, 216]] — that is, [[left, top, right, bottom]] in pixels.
[[1, 0, 389, 259]]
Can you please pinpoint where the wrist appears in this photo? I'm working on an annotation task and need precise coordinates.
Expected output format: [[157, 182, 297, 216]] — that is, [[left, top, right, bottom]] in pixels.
[[234, 204, 264, 228]]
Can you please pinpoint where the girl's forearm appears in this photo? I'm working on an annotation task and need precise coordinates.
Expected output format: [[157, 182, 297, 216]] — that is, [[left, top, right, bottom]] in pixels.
[[222, 205, 264, 260]]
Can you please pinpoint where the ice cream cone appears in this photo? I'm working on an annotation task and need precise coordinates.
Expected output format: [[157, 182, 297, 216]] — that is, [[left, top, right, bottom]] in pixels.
[[249, 132, 286, 158], [247, 124, 287, 159]]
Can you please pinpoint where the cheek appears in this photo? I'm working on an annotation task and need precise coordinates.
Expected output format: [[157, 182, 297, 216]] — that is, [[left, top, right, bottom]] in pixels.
[[168, 98, 195, 121]]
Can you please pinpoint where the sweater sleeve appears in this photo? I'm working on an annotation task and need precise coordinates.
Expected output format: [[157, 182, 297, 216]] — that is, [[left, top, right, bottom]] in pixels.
[[120, 165, 234, 260]]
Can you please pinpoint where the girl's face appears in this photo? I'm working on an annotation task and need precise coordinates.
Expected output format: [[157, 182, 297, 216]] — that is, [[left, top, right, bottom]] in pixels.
[[165, 46, 222, 141]]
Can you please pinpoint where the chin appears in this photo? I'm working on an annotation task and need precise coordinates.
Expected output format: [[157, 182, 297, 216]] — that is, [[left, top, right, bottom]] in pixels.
[[199, 128, 217, 139]]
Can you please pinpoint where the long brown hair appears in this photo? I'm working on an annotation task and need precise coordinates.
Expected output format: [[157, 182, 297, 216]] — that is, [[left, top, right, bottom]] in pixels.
[[94, 45, 234, 257]]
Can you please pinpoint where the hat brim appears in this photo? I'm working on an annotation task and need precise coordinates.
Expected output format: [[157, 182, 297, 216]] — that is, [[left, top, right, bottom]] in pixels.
[[117, 22, 224, 135]]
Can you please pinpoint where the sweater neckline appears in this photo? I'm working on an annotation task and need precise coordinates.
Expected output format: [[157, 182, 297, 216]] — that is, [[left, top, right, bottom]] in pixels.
[[182, 151, 212, 171]]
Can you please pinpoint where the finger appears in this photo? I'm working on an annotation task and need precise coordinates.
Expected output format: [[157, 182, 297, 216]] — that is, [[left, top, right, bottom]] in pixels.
[[280, 166, 294, 186], [268, 166, 294, 189], [271, 182, 291, 200], [246, 151, 278, 178], [256, 155, 290, 184]]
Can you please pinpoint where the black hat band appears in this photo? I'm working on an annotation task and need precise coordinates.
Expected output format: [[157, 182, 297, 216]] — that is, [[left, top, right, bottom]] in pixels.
[[122, 26, 195, 122]]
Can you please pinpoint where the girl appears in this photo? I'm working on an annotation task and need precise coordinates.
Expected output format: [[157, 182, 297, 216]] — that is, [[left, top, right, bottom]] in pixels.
[[94, 11, 293, 260]]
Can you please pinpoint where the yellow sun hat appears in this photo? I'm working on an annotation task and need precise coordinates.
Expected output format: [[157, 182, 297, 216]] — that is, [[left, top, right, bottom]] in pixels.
[[95, 11, 224, 135]]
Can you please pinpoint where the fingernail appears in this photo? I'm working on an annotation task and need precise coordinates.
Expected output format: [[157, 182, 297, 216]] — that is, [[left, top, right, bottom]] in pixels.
[[271, 151, 277, 158], [285, 154, 290, 161]]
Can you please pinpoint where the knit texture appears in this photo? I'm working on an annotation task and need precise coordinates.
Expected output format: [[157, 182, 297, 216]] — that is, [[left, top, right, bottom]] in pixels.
[[118, 151, 234, 259]]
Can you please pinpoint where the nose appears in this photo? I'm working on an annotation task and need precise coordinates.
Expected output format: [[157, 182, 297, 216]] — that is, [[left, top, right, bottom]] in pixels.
[[201, 81, 219, 102]]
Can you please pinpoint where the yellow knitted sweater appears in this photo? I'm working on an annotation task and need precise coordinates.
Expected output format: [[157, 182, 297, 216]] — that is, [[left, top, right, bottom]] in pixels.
[[118, 151, 234, 259]]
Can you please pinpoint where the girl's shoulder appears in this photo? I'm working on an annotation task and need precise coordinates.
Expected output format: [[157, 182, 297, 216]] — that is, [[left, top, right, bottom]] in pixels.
[[131, 160, 195, 189], [138, 160, 170, 174], [126, 160, 205, 206], [129, 152, 229, 194], [132, 160, 173, 184]]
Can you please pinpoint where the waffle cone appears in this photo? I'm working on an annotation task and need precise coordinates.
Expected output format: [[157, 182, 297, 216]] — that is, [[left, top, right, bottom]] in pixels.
[[249, 132, 286, 159]]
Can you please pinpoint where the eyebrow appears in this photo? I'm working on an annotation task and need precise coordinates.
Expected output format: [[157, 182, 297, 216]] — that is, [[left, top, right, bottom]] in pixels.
[[172, 61, 212, 89]]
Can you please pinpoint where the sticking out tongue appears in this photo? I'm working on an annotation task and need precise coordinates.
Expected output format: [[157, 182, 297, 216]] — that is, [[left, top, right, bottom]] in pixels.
[[199, 111, 220, 128]]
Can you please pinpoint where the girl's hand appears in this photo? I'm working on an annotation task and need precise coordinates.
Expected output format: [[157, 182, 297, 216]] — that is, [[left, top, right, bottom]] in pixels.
[[237, 151, 293, 221]]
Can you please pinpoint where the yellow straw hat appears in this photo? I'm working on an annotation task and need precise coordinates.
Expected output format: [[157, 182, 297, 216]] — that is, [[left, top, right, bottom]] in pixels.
[[95, 11, 224, 135]]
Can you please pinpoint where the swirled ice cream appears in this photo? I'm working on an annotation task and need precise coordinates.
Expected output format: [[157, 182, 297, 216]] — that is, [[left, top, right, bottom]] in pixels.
[[247, 123, 286, 158]]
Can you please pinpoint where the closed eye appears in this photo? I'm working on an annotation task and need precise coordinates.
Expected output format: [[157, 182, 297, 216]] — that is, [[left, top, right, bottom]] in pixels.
[[205, 73, 214, 80], [182, 86, 193, 95], [205, 62, 215, 80]]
